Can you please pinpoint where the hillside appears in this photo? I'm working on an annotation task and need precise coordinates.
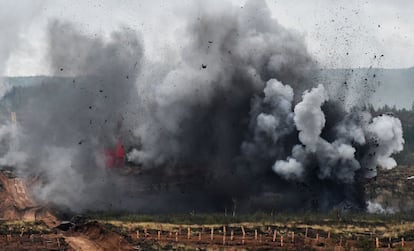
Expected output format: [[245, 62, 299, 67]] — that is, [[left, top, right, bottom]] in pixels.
[[320, 67, 414, 109], [2, 67, 414, 109]]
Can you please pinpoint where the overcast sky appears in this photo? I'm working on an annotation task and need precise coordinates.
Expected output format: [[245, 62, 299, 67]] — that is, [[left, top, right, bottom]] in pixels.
[[1, 0, 414, 76]]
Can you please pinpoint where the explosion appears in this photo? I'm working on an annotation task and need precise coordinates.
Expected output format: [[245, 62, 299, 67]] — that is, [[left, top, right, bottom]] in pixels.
[[0, 0, 404, 213]]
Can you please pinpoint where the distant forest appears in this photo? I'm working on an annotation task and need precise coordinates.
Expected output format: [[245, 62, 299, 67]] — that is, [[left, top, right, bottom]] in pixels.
[[370, 104, 414, 165]]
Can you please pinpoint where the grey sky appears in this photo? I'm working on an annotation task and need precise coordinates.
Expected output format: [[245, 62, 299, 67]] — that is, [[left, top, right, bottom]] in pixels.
[[2, 0, 414, 76]]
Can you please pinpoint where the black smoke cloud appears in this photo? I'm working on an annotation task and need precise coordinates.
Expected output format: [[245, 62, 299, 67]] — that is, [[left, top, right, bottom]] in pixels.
[[0, 0, 404, 213]]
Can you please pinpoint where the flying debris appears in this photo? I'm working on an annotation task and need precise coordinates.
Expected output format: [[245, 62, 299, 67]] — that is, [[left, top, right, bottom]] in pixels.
[[0, 0, 405, 213]]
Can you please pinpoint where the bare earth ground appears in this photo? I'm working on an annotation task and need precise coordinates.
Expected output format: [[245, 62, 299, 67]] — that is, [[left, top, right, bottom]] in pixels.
[[0, 171, 58, 227], [0, 171, 133, 250], [2, 221, 414, 250], [2, 169, 414, 250], [0, 221, 134, 251], [65, 236, 104, 251], [111, 221, 414, 250]]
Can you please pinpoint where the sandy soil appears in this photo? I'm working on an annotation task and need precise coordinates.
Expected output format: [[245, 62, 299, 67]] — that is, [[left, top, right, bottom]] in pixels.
[[65, 236, 105, 251], [0, 171, 58, 227], [64, 221, 134, 251]]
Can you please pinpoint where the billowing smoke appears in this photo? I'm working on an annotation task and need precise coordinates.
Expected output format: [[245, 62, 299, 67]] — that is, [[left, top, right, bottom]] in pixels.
[[240, 77, 403, 210], [367, 201, 397, 214], [128, 0, 316, 170], [0, 20, 144, 211], [0, 0, 404, 213], [270, 83, 403, 209]]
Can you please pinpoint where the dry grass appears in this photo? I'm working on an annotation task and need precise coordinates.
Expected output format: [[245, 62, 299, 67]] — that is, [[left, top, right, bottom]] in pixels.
[[97, 218, 414, 239]]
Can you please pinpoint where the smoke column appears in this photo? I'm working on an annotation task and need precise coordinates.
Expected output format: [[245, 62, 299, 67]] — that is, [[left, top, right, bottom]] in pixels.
[[0, 0, 404, 213]]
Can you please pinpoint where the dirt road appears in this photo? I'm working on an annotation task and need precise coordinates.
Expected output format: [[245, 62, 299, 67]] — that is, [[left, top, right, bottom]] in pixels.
[[65, 236, 105, 251]]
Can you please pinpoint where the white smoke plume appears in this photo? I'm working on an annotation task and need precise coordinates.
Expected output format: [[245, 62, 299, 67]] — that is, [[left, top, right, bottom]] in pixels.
[[367, 201, 397, 214], [272, 89, 403, 183], [273, 157, 304, 181], [366, 115, 404, 170], [294, 84, 328, 152]]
